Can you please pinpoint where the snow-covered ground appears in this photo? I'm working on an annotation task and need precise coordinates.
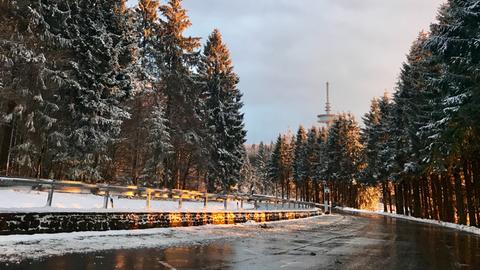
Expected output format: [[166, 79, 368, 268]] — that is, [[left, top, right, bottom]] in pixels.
[[0, 214, 339, 264], [337, 206, 480, 236], [0, 189, 254, 212]]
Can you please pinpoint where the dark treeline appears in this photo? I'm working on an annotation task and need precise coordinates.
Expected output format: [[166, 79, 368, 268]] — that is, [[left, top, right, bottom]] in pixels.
[[361, 0, 480, 227], [0, 0, 246, 192], [361, 0, 480, 226], [243, 0, 480, 227]]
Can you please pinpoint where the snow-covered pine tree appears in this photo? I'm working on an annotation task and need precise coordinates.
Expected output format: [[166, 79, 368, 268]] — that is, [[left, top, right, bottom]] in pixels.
[[52, 0, 134, 181], [427, 0, 480, 142], [239, 147, 260, 194], [199, 29, 246, 192], [135, 0, 161, 84], [361, 98, 381, 186], [284, 135, 295, 199], [142, 104, 172, 186], [255, 141, 271, 194], [114, 0, 162, 185], [312, 127, 328, 201], [268, 135, 285, 197], [293, 126, 307, 200], [391, 32, 440, 217], [0, 0, 70, 177], [425, 0, 480, 225], [326, 113, 363, 207], [158, 0, 202, 189], [304, 127, 320, 202], [377, 93, 397, 211]]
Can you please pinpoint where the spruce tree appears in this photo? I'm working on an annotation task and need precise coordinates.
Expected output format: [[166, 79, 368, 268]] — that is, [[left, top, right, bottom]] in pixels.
[[268, 135, 283, 197], [425, 0, 480, 225], [255, 141, 271, 194], [293, 126, 307, 199], [326, 114, 364, 207], [312, 127, 328, 187], [199, 29, 246, 192], [142, 104, 172, 186], [116, 0, 162, 185], [361, 98, 382, 185], [0, 0, 71, 177], [158, 0, 202, 189], [51, 0, 134, 181], [305, 127, 320, 202]]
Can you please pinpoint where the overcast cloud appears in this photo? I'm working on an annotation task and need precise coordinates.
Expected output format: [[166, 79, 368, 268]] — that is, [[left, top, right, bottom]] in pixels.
[[129, 0, 445, 143]]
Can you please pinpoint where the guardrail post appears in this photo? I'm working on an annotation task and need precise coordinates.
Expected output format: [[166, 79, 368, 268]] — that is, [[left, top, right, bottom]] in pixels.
[[265, 200, 268, 210], [46, 185, 54, 207], [146, 190, 151, 210], [203, 192, 208, 208], [224, 198, 228, 210], [178, 196, 183, 209], [240, 199, 244, 210], [103, 191, 109, 209], [324, 184, 330, 214]]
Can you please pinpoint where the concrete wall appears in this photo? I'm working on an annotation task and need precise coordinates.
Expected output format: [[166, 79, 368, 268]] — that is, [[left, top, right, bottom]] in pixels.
[[0, 210, 322, 235]]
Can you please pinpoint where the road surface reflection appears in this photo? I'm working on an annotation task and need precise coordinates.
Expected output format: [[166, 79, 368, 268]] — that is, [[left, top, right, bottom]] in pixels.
[[4, 213, 480, 270]]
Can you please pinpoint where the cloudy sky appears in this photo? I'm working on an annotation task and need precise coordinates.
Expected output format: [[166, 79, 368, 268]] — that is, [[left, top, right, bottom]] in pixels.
[[130, 0, 445, 143]]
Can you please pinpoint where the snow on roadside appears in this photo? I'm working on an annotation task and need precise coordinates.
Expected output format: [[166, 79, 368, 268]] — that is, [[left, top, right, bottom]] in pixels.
[[0, 189, 254, 212], [0, 214, 340, 264], [337, 206, 480, 236]]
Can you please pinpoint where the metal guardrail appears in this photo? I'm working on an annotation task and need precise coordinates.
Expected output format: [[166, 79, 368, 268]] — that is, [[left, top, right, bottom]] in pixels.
[[0, 176, 324, 211]]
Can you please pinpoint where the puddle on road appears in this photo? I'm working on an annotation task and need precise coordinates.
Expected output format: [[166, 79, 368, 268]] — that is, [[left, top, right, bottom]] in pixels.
[[3, 243, 234, 270]]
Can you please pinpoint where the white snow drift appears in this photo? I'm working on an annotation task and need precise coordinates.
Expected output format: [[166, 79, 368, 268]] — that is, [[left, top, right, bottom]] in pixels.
[[337, 206, 480, 236]]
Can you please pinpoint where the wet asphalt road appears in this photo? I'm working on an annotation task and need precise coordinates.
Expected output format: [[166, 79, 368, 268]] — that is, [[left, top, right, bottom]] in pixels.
[[3, 212, 480, 270]]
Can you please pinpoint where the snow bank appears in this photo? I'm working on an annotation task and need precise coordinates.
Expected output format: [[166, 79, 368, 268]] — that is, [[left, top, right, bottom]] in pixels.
[[337, 206, 480, 236], [0, 189, 253, 213]]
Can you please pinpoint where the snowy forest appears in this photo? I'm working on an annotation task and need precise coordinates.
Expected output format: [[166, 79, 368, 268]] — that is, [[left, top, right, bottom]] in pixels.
[[0, 0, 246, 192], [242, 0, 480, 227]]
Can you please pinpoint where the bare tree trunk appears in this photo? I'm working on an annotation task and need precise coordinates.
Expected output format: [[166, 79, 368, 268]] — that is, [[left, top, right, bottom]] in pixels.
[[462, 159, 476, 226], [387, 182, 393, 213], [431, 173, 441, 221], [5, 115, 16, 176], [453, 166, 467, 225], [382, 180, 388, 212], [472, 159, 480, 226]]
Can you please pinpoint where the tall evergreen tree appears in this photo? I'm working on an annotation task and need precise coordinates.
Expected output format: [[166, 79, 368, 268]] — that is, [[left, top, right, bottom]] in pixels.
[[425, 0, 480, 225], [326, 113, 364, 207], [158, 0, 202, 189], [268, 135, 292, 198], [304, 127, 320, 202], [199, 29, 246, 192], [51, 0, 134, 181], [255, 141, 271, 194], [142, 104, 172, 186], [293, 126, 307, 200], [361, 98, 381, 185], [0, 0, 73, 177]]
